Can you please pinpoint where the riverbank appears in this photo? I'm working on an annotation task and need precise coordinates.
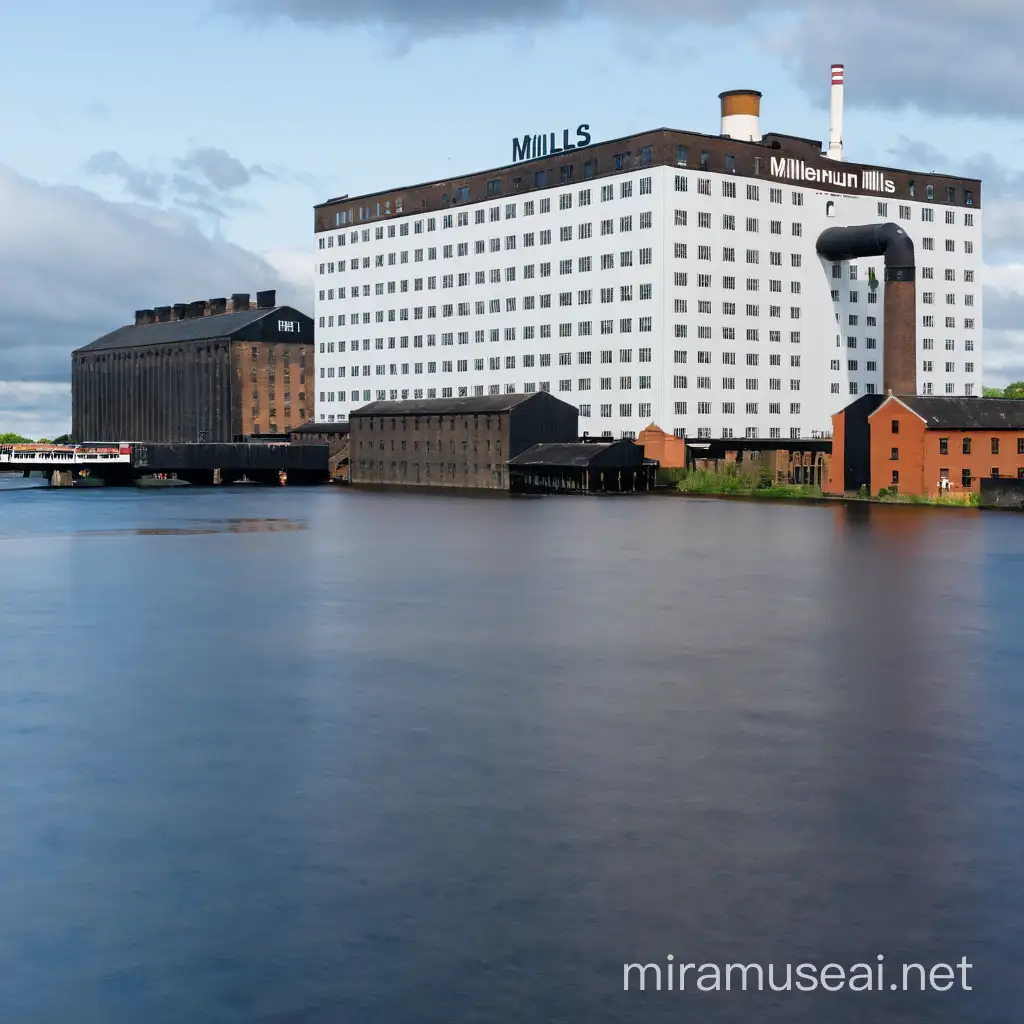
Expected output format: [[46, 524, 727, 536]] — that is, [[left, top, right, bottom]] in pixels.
[[670, 469, 982, 508]]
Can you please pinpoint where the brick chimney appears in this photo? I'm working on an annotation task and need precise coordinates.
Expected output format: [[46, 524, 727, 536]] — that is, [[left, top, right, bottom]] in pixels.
[[170, 303, 189, 321], [134, 309, 156, 326], [209, 297, 228, 316], [154, 306, 171, 323], [231, 292, 251, 312], [256, 289, 277, 309]]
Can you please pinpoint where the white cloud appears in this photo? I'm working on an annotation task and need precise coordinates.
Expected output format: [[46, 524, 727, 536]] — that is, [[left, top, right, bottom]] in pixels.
[[0, 382, 71, 440], [0, 165, 308, 437]]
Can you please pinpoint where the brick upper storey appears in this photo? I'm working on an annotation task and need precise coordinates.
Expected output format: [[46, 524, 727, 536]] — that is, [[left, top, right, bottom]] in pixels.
[[314, 127, 982, 233]]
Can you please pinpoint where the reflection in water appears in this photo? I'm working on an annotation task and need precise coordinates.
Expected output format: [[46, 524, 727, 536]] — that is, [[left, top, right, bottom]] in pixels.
[[0, 487, 1021, 1024], [81, 518, 307, 537]]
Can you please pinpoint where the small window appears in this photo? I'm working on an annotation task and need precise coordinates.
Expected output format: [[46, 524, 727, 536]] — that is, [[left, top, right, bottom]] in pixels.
[[992, 437, 1000, 455], [939, 438, 949, 455], [890, 447, 899, 461], [891, 418, 899, 434], [962, 437, 972, 455]]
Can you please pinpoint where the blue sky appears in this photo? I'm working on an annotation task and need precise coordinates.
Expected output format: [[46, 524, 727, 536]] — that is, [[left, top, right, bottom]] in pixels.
[[2, 0, 1022, 436]]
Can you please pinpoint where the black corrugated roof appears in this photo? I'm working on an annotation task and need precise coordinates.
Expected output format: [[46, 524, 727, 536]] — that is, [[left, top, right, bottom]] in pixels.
[[889, 396, 1024, 430], [75, 307, 297, 353], [350, 394, 540, 417], [508, 442, 616, 467]]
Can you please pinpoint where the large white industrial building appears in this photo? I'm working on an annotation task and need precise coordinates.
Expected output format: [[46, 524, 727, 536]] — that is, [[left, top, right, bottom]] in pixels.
[[313, 67, 982, 440]]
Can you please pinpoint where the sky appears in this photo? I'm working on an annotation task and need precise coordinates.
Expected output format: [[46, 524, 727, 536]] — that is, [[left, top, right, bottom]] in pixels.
[[2, 0, 1023, 437]]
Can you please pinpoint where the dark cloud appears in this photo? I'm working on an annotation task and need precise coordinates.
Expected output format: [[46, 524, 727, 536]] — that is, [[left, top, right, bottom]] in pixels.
[[176, 146, 274, 192], [0, 164, 304, 429], [85, 145, 276, 221], [83, 151, 165, 203], [227, 0, 1024, 118]]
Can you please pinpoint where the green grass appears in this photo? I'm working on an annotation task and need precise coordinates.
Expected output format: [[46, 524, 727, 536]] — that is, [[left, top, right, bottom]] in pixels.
[[676, 467, 821, 500], [873, 488, 980, 507]]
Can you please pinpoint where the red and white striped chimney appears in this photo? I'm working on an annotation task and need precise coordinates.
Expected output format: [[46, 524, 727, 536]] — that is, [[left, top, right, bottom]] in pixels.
[[827, 64, 844, 161]]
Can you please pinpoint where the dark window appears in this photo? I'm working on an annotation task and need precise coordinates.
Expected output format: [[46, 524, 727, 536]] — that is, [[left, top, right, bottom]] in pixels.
[[890, 447, 899, 461], [1018, 437, 1024, 455], [486, 178, 502, 197], [891, 470, 899, 485], [560, 165, 574, 183], [966, 190, 974, 207], [641, 146, 653, 166], [908, 180, 915, 197], [585, 160, 597, 179], [725, 154, 736, 173], [676, 145, 688, 166], [946, 187, 956, 203], [455, 186, 470, 203], [891, 418, 899, 434], [614, 152, 630, 170], [700, 150, 710, 171], [992, 468, 1000, 479], [1018, 468, 1024, 480], [991, 437, 1000, 455], [962, 437, 972, 455], [939, 437, 949, 455], [534, 170, 547, 188], [962, 468, 972, 488]]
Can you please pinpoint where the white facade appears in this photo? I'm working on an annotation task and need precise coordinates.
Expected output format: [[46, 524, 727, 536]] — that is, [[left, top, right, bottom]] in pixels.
[[314, 164, 981, 439]]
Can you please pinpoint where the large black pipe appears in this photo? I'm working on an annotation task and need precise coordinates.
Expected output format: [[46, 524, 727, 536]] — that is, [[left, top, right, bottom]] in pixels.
[[816, 222, 915, 281], [816, 222, 917, 395]]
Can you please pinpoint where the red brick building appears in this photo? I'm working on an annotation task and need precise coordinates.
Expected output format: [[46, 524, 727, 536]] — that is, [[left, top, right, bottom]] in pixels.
[[827, 394, 1024, 497]]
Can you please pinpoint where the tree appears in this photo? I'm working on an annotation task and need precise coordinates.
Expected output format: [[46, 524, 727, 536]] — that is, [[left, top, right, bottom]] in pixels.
[[983, 386, 1004, 398], [1003, 381, 1024, 399], [0, 432, 33, 443]]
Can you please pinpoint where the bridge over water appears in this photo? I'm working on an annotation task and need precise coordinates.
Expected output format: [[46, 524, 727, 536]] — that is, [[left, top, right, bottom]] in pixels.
[[0, 442, 329, 486]]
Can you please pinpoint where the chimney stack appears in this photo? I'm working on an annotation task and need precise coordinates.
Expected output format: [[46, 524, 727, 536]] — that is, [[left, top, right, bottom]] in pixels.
[[209, 297, 228, 316], [134, 309, 156, 326], [231, 292, 251, 313], [826, 64, 844, 161], [256, 289, 277, 309], [154, 306, 171, 323], [170, 303, 189, 321], [187, 300, 207, 319], [719, 90, 762, 143]]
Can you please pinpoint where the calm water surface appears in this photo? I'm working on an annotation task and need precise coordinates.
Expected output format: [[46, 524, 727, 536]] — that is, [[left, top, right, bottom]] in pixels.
[[1, 477, 1022, 1022]]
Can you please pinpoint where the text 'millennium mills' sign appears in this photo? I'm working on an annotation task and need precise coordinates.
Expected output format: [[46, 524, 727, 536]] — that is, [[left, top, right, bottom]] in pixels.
[[513, 125, 592, 163]]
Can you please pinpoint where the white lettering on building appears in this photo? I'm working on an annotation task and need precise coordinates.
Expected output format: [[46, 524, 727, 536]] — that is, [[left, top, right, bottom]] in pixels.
[[769, 156, 896, 194]]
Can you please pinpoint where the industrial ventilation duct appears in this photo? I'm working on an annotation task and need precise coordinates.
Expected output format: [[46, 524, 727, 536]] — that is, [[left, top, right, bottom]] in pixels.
[[816, 223, 917, 395]]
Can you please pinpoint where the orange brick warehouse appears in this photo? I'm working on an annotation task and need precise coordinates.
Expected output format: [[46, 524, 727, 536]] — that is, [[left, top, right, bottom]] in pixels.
[[828, 395, 1024, 498]]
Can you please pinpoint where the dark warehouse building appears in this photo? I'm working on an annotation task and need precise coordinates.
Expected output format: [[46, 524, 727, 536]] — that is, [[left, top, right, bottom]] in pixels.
[[72, 290, 314, 443], [349, 391, 578, 489]]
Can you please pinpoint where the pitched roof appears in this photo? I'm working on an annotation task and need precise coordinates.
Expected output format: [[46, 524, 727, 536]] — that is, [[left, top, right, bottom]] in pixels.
[[74, 307, 307, 353], [873, 395, 1024, 430], [508, 439, 645, 468], [350, 393, 546, 417]]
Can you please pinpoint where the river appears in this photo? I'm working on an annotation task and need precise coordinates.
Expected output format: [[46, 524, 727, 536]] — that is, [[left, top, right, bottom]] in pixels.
[[1, 478, 1022, 1022]]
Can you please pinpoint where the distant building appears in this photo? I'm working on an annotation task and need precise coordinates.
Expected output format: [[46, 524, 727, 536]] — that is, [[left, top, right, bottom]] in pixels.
[[828, 394, 1024, 497], [636, 423, 687, 469], [72, 290, 314, 442], [290, 421, 351, 482], [349, 391, 577, 489]]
